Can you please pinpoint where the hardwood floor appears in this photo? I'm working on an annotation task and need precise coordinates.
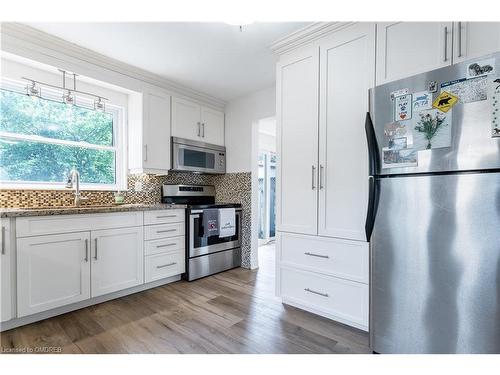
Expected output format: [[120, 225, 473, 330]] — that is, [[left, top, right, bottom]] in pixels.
[[0, 244, 370, 354]]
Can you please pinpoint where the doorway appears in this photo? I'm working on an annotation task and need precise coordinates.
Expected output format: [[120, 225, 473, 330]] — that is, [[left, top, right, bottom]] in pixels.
[[257, 117, 276, 248]]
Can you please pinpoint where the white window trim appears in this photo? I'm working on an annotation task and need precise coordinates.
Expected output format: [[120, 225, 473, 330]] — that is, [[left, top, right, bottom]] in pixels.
[[0, 78, 127, 191]]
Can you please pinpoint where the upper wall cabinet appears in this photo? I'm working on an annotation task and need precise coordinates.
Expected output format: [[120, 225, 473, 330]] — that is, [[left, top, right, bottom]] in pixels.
[[172, 97, 225, 146], [129, 91, 171, 175], [453, 22, 500, 63], [376, 22, 453, 84]]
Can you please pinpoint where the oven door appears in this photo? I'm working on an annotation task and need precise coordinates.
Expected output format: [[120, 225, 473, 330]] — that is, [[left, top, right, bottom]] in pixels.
[[189, 210, 241, 257], [172, 141, 225, 174]]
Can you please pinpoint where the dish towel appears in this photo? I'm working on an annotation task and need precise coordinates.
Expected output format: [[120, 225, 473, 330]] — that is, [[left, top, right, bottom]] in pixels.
[[202, 209, 219, 237], [218, 208, 236, 238]]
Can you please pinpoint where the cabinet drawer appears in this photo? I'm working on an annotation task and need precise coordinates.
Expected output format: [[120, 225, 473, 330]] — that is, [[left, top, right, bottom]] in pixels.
[[278, 233, 368, 284], [144, 209, 185, 225], [145, 251, 185, 283], [16, 212, 144, 237], [280, 267, 368, 330], [145, 235, 185, 256], [144, 222, 184, 241]]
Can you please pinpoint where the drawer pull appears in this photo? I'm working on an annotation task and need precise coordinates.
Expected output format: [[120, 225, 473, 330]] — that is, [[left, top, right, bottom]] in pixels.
[[156, 229, 177, 234], [304, 252, 329, 259], [304, 288, 329, 298], [156, 215, 177, 219], [156, 262, 177, 269], [156, 243, 176, 248]]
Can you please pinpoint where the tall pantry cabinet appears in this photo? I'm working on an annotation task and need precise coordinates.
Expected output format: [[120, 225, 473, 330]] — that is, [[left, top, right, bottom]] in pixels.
[[275, 23, 374, 331]]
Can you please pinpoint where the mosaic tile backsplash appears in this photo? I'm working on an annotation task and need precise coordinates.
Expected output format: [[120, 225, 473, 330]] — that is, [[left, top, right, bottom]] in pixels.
[[0, 172, 253, 268]]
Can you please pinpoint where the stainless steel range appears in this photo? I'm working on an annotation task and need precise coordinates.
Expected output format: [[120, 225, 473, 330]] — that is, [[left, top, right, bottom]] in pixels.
[[162, 184, 242, 281]]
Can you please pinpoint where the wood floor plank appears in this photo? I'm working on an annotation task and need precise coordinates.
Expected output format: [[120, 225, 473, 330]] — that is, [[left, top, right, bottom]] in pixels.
[[1, 245, 370, 354]]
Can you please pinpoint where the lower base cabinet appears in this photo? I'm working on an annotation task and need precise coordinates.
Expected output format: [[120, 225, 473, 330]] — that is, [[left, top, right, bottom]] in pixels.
[[145, 250, 184, 283], [17, 232, 91, 317], [16, 227, 144, 317], [91, 227, 144, 298], [277, 231, 369, 331]]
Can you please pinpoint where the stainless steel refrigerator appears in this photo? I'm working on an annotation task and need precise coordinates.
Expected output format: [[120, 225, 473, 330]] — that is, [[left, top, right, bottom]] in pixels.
[[365, 52, 500, 354]]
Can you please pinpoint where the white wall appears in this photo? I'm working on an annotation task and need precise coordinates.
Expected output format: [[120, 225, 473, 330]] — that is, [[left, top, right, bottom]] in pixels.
[[225, 86, 276, 173]]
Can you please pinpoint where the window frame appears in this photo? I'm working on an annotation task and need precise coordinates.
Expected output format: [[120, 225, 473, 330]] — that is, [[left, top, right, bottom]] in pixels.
[[0, 78, 127, 191]]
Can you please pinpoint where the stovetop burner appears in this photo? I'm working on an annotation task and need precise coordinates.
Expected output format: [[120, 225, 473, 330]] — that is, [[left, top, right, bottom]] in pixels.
[[161, 184, 241, 210]]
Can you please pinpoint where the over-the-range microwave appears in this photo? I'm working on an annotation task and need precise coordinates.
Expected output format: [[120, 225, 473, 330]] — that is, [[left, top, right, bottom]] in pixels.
[[171, 137, 226, 174]]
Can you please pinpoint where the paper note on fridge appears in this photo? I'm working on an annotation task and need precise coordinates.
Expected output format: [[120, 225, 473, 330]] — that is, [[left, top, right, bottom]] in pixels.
[[382, 147, 418, 169], [412, 109, 452, 150], [394, 94, 412, 120], [441, 76, 488, 104]]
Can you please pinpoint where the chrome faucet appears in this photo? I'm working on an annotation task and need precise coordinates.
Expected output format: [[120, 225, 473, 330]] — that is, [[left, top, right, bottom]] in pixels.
[[65, 168, 88, 206]]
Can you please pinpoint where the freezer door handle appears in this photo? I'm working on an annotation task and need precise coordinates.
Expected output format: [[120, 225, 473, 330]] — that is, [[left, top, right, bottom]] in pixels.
[[365, 175, 380, 241], [365, 112, 379, 176]]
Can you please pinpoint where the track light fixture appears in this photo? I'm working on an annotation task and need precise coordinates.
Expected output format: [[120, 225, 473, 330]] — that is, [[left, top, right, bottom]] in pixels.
[[22, 69, 108, 110]]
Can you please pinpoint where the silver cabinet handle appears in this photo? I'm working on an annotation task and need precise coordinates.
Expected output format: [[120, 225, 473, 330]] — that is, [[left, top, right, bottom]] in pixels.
[[201, 123, 205, 137], [156, 215, 177, 219], [458, 22, 463, 58], [444, 26, 449, 62], [311, 165, 316, 190], [1, 226, 5, 255], [94, 238, 98, 260], [319, 165, 324, 189], [143, 144, 148, 162], [156, 243, 176, 248], [304, 288, 329, 298], [156, 229, 176, 234], [197, 122, 201, 136], [304, 251, 329, 259], [156, 262, 176, 269], [84, 239, 89, 262]]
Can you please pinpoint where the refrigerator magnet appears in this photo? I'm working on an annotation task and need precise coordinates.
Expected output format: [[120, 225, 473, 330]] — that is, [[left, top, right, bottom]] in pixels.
[[466, 58, 495, 79], [394, 94, 412, 121], [428, 81, 438, 93], [412, 91, 432, 112], [432, 91, 458, 113]]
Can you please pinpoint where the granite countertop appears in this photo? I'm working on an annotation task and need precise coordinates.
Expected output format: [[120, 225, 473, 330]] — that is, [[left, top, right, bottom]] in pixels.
[[0, 203, 187, 218]]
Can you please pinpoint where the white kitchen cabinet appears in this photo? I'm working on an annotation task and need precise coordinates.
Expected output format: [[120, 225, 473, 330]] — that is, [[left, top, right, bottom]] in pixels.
[[17, 232, 91, 317], [129, 91, 171, 175], [172, 97, 225, 146], [376, 22, 453, 84], [171, 97, 202, 141], [318, 23, 375, 240], [90, 226, 144, 298], [280, 267, 369, 330], [278, 232, 369, 284], [276, 44, 320, 235], [1, 219, 13, 322], [454, 22, 500, 62], [200, 106, 225, 145]]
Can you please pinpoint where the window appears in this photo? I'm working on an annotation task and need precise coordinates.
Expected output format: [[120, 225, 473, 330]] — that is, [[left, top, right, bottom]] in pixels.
[[0, 79, 125, 190]]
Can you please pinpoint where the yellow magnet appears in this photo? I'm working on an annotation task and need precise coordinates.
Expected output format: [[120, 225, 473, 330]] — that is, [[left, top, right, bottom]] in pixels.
[[432, 91, 458, 113]]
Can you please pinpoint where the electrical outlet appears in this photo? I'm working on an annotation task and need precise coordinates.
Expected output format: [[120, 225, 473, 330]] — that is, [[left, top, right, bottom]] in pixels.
[[134, 180, 143, 192]]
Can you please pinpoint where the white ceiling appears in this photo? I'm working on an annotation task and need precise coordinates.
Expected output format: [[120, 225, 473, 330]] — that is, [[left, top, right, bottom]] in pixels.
[[25, 22, 310, 102]]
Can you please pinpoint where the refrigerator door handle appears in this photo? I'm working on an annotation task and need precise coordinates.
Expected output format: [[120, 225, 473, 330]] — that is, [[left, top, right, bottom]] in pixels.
[[365, 175, 380, 241], [365, 112, 380, 176]]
